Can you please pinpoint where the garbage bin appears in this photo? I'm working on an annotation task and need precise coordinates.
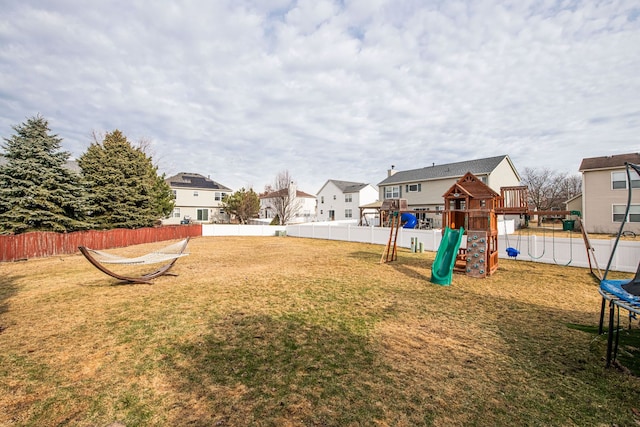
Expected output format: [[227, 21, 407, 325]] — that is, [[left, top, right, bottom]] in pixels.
[[562, 219, 575, 231]]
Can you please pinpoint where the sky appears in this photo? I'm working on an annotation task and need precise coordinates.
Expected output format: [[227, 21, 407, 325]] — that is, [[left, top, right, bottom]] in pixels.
[[1, 0, 639, 194]]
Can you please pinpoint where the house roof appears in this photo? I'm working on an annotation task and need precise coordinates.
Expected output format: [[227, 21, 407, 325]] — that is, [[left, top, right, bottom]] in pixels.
[[378, 154, 513, 186], [317, 179, 370, 194], [579, 153, 640, 172], [165, 172, 232, 191], [443, 172, 500, 199], [260, 189, 315, 199]]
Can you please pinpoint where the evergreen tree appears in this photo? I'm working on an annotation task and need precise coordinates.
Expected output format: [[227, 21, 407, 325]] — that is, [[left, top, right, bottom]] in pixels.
[[222, 187, 260, 224], [0, 115, 90, 234], [78, 130, 174, 229]]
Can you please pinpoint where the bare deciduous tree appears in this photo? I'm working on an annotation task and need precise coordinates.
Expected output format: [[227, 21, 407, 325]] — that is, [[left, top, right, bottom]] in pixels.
[[262, 170, 303, 225], [521, 167, 582, 211]]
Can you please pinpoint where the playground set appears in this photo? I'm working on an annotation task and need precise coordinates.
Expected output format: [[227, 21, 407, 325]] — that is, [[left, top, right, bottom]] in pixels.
[[380, 165, 640, 367], [380, 171, 590, 285]]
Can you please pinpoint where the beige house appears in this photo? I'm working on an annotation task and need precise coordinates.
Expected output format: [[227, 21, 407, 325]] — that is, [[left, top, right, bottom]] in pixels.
[[162, 172, 232, 225], [579, 153, 640, 235], [377, 155, 521, 227]]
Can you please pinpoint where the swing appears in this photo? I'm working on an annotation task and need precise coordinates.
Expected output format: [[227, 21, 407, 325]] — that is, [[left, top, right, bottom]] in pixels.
[[597, 162, 640, 367], [527, 215, 546, 260], [552, 219, 573, 266], [504, 217, 521, 258]]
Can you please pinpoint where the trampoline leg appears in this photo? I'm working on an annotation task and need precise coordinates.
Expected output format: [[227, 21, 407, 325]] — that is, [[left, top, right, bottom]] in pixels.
[[598, 297, 606, 335], [606, 300, 615, 368]]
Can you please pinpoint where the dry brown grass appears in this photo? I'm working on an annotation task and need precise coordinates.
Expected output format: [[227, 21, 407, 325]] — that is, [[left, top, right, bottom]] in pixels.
[[1, 236, 639, 426]]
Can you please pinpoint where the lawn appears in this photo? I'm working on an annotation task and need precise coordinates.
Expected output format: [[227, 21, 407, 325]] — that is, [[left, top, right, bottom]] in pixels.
[[1, 236, 639, 426]]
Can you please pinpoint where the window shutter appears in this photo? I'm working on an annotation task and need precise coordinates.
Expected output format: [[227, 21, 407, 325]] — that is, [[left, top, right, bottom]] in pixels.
[[418, 183, 422, 191], [405, 185, 409, 192]]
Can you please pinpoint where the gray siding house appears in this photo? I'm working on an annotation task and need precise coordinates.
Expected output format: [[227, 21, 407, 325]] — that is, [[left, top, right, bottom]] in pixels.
[[377, 155, 521, 227]]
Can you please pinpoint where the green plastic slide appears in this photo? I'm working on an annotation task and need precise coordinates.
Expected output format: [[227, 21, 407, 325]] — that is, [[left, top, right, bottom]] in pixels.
[[430, 227, 464, 286]]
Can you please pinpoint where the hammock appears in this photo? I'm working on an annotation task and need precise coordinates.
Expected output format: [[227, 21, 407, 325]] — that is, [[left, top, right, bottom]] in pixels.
[[79, 238, 190, 284]]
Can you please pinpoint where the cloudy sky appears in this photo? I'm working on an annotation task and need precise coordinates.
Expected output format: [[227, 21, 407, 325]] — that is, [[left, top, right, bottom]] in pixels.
[[1, 0, 639, 193]]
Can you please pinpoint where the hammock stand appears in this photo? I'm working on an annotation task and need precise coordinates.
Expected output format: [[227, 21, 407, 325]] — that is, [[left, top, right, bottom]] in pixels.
[[79, 238, 190, 284]]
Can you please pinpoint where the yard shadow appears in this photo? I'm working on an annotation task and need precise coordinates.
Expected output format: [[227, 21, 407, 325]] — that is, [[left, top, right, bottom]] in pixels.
[[346, 250, 381, 262], [347, 249, 434, 281], [0, 274, 21, 332], [162, 312, 434, 426], [453, 289, 640, 425]]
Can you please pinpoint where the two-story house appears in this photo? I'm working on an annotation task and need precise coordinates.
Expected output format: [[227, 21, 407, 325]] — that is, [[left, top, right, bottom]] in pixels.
[[259, 184, 317, 224], [316, 180, 379, 222], [162, 172, 232, 225], [377, 155, 521, 227], [578, 153, 640, 235]]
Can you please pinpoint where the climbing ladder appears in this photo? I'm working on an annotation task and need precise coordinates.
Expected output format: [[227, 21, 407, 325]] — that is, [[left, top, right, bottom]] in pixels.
[[381, 211, 401, 263]]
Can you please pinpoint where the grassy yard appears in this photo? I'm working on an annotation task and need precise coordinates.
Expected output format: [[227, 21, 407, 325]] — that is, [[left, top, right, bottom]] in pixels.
[[1, 236, 639, 426]]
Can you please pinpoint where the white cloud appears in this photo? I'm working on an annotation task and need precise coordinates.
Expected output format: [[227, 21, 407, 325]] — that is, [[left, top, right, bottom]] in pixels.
[[1, 0, 639, 193]]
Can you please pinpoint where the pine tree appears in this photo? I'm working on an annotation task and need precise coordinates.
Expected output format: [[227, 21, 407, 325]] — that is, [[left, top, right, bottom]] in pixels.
[[0, 115, 90, 234], [78, 130, 174, 229]]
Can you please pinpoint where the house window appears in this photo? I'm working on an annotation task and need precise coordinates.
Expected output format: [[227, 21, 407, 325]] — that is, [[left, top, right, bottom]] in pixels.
[[480, 176, 487, 184], [172, 190, 177, 198], [385, 186, 400, 199], [612, 172, 640, 189], [345, 194, 352, 202], [345, 209, 353, 218], [196, 208, 208, 221], [215, 192, 227, 201], [613, 204, 640, 222], [406, 184, 421, 192], [193, 191, 199, 197], [173, 207, 180, 218]]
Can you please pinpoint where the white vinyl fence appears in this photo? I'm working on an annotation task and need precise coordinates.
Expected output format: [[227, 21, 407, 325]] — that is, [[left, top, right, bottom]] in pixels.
[[202, 224, 286, 237], [200, 222, 639, 273], [285, 221, 640, 274]]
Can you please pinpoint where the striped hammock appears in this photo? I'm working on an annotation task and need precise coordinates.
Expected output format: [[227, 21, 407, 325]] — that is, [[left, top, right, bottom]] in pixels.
[[84, 239, 190, 265]]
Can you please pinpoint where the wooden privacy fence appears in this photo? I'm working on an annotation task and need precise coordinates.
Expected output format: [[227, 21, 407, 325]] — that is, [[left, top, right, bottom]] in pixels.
[[0, 224, 202, 262]]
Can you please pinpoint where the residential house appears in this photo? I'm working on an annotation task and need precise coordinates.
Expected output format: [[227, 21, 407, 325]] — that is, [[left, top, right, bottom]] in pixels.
[[578, 153, 640, 235], [377, 155, 521, 228], [163, 172, 232, 225], [316, 180, 379, 222], [259, 184, 317, 224]]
